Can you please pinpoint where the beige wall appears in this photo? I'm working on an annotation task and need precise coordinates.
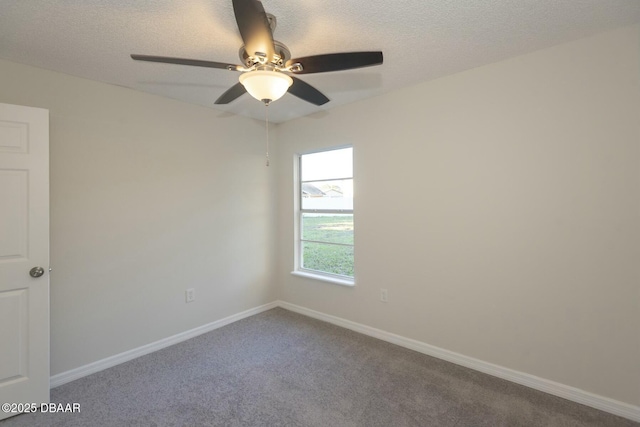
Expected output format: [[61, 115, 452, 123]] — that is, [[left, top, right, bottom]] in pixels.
[[0, 59, 277, 375], [275, 25, 640, 406]]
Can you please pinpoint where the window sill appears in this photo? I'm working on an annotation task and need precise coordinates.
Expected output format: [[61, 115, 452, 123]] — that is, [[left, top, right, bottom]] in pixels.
[[291, 270, 355, 287]]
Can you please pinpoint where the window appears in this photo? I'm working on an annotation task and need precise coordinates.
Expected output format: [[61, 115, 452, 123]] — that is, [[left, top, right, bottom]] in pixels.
[[295, 147, 354, 284]]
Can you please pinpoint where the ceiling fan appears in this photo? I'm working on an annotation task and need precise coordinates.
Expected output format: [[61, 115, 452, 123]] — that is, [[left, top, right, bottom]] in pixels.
[[131, 0, 383, 106]]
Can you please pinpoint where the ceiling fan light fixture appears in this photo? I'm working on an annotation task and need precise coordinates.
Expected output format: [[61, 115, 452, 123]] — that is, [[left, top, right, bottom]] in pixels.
[[239, 70, 293, 103]]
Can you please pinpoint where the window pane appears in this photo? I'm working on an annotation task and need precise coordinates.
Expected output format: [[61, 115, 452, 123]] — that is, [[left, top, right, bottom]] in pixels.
[[302, 241, 354, 277], [302, 214, 353, 245], [301, 179, 353, 210], [301, 147, 352, 181]]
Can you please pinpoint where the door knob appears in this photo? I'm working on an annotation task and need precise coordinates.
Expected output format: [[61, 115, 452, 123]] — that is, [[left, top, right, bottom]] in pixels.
[[29, 267, 45, 278]]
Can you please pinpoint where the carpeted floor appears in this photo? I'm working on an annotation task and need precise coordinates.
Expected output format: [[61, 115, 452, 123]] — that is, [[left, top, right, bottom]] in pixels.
[[1, 308, 637, 426]]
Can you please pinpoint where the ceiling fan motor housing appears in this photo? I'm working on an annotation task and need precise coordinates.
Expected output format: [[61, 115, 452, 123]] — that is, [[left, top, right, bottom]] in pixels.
[[239, 39, 291, 68]]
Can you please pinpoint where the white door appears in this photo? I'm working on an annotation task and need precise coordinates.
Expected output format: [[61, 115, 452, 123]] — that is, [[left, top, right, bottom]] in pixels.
[[0, 103, 49, 420]]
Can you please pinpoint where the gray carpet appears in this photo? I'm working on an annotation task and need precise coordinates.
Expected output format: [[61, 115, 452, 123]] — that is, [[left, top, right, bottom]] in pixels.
[[1, 308, 637, 427]]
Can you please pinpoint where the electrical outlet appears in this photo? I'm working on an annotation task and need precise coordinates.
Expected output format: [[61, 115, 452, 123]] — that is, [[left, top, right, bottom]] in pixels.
[[380, 288, 388, 303], [185, 288, 195, 303]]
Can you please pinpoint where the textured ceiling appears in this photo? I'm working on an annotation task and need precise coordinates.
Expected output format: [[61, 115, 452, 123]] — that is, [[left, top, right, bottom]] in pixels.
[[1, 0, 640, 123]]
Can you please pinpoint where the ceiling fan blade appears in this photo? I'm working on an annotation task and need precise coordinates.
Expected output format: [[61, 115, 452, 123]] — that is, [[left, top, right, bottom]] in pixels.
[[288, 77, 330, 106], [214, 82, 247, 104], [286, 52, 383, 74], [232, 0, 275, 63], [131, 54, 243, 71]]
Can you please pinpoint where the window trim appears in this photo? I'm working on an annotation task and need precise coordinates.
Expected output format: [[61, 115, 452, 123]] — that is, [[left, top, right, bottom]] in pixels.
[[290, 270, 355, 287], [293, 145, 355, 286]]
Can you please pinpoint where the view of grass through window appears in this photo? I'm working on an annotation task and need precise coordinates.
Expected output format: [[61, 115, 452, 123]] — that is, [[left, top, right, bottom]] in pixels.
[[299, 147, 354, 279], [302, 215, 354, 276]]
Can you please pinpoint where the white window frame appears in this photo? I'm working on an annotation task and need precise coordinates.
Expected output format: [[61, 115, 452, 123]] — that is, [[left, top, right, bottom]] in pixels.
[[291, 146, 355, 287]]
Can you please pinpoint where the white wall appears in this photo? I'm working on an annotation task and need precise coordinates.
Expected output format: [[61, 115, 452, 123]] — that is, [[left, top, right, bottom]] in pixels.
[[275, 25, 640, 406], [0, 59, 277, 375]]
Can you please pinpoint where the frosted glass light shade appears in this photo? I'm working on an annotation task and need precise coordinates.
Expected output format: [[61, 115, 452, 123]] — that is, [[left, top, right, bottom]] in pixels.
[[239, 70, 293, 102]]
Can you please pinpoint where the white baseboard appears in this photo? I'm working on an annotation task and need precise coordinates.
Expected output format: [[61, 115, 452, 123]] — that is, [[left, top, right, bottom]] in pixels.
[[50, 301, 278, 388], [277, 300, 640, 423], [49, 299, 639, 422]]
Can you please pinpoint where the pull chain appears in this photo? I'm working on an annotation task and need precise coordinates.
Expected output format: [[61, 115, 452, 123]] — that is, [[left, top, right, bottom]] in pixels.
[[264, 102, 270, 167]]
